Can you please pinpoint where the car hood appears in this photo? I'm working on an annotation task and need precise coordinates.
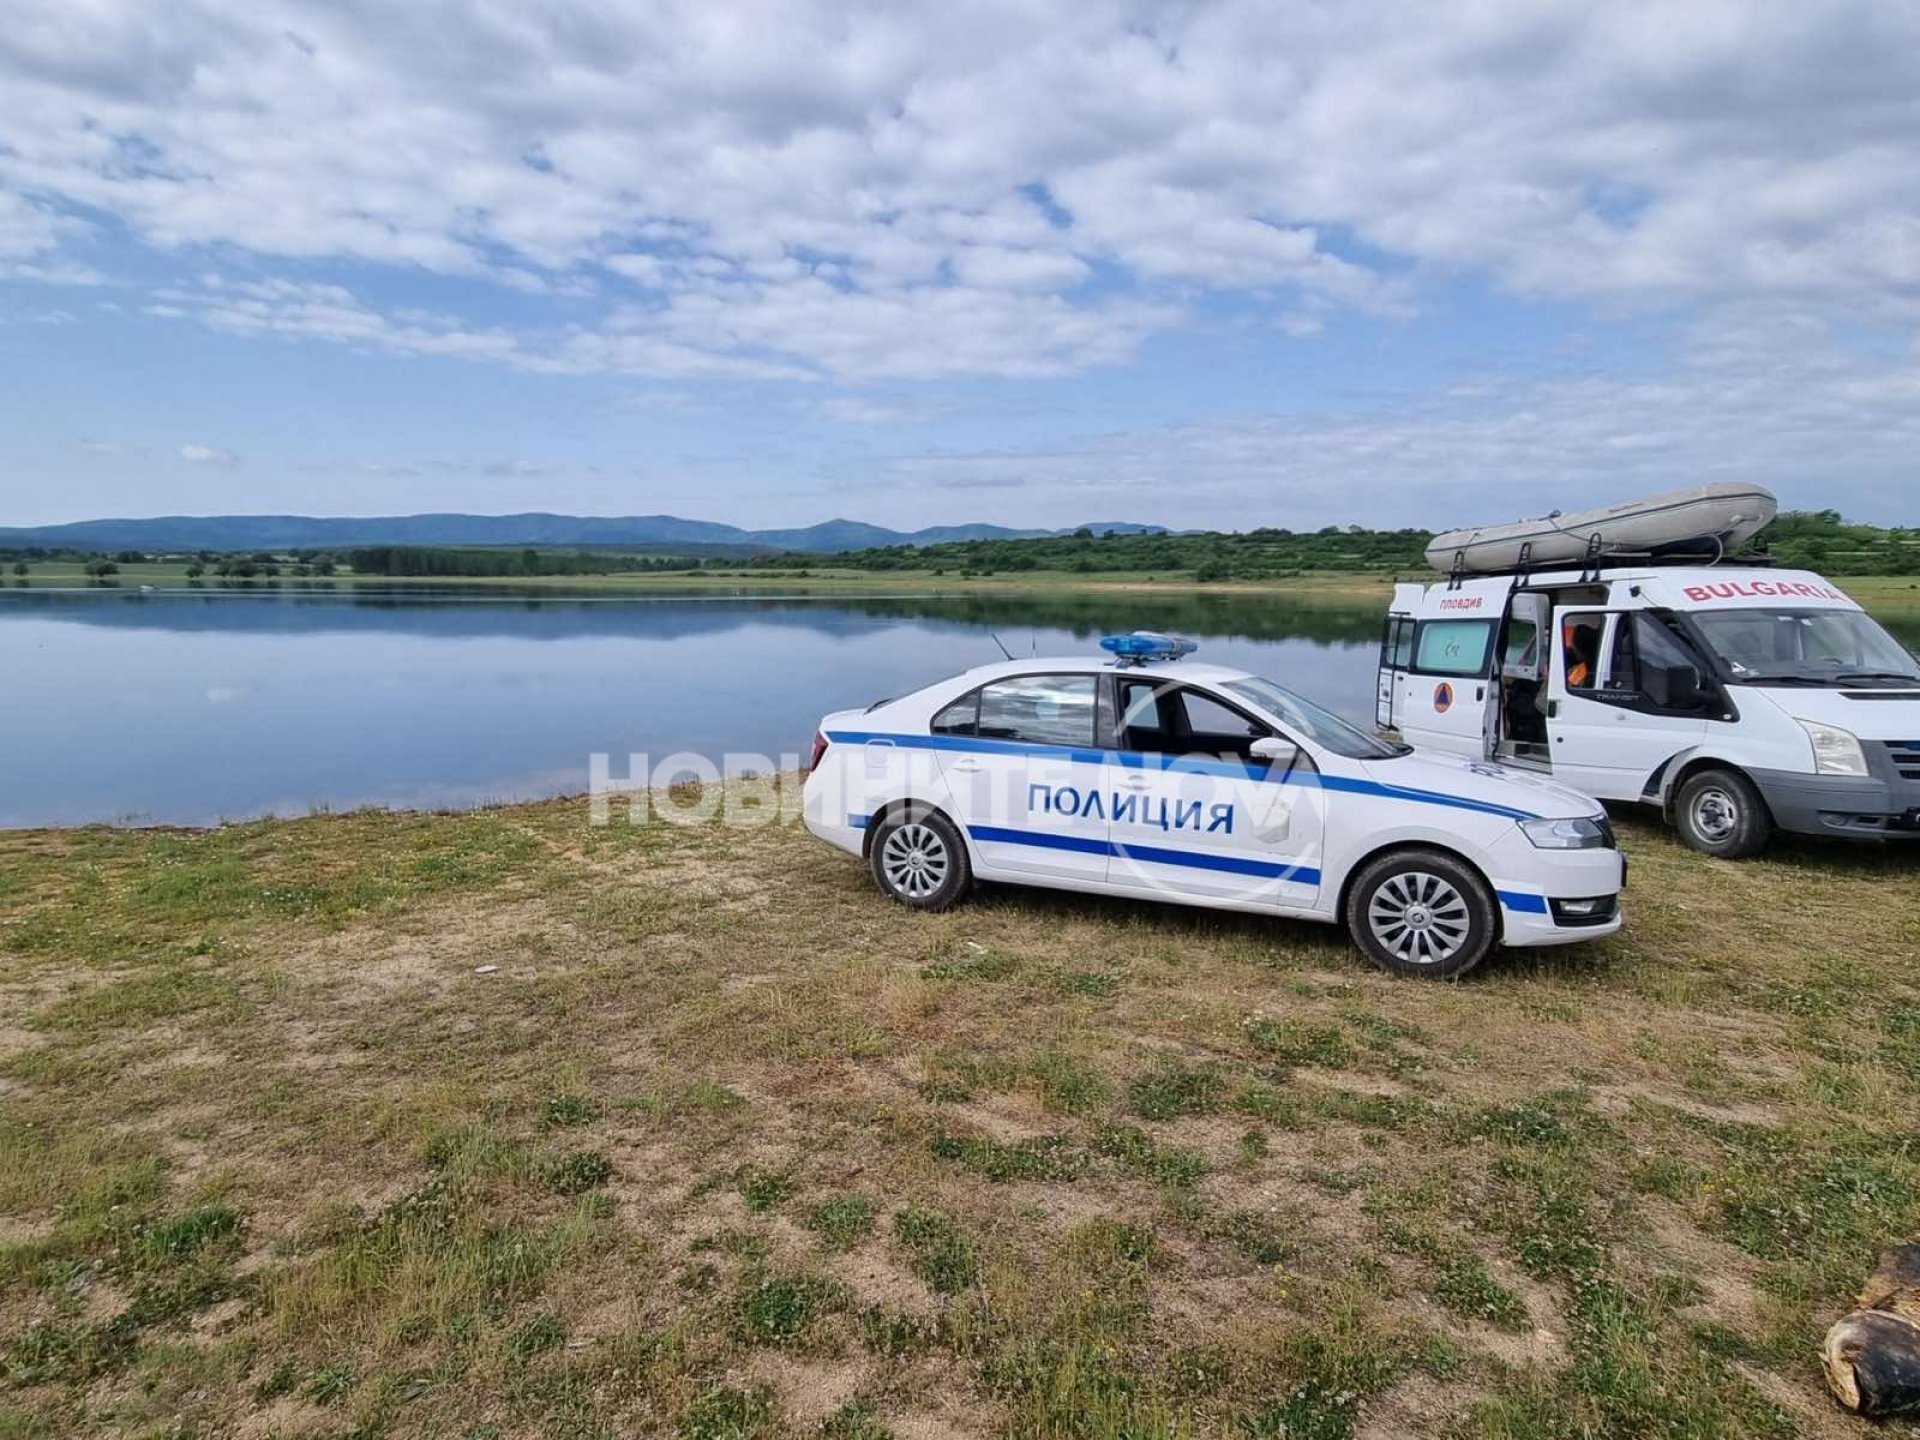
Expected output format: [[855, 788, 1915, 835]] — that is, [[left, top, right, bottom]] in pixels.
[[1738, 686, 1920, 738], [1357, 748, 1600, 821]]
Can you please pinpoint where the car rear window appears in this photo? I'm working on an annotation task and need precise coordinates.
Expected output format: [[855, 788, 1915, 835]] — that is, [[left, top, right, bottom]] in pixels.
[[933, 673, 1096, 747]]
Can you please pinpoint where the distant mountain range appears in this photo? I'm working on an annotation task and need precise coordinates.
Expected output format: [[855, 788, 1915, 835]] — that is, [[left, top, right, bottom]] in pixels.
[[0, 513, 1167, 555]]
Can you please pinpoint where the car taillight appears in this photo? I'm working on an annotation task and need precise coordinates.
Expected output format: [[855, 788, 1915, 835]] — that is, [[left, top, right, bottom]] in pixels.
[[807, 732, 829, 771]]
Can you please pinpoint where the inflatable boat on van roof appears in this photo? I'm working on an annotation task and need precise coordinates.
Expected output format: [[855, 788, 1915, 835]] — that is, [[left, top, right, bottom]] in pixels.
[[1425, 482, 1777, 575]]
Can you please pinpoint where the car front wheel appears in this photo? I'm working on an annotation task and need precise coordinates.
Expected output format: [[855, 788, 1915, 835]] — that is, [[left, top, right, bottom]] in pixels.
[[1344, 848, 1497, 979], [869, 806, 972, 912]]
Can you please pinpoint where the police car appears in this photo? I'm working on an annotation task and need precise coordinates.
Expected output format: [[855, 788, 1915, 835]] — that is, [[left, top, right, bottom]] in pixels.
[[802, 633, 1625, 978]]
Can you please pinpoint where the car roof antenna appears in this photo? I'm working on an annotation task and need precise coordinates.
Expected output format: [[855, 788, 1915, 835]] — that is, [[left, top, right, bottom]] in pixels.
[[988, 631, 1015, 661]]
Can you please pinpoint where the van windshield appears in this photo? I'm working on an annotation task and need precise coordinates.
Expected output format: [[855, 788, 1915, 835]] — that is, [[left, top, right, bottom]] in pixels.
[[1687, 608, 1920, 687], [1223, 676, 1411, 759]]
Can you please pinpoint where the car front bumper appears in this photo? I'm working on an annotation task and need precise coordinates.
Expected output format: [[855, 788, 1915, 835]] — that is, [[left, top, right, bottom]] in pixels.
[[1487, 841, 1626, 948]]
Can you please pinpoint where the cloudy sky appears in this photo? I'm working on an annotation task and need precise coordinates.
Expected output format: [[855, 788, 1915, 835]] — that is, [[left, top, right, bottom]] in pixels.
[[3, 0, 1917, 530]]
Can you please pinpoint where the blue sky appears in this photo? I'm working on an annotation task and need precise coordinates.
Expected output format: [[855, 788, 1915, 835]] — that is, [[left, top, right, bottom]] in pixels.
[[3, 2, 1917, 531]]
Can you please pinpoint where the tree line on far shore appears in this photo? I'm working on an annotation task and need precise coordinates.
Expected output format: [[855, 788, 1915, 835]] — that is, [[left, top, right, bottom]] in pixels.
[[2, 509, 1915, 579], [732, 509, 1920, 578]]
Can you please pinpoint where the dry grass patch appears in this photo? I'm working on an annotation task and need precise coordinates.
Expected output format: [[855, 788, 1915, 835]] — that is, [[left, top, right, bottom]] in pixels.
[[2, 789, 1917, 1436]]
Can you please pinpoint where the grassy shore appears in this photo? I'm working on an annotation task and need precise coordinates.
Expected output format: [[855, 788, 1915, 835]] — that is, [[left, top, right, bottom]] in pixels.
[[2, 561, 1401, 602], [2, 794, 1917, 1437]]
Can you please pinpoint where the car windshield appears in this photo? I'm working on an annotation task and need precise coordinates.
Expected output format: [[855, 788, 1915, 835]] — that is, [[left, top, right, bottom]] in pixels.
[[1687, 608, 1920, 686], [1222, 676, 1410, 759]]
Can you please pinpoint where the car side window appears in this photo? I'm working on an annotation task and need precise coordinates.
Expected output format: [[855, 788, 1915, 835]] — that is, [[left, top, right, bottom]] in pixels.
[[1117, 679, 1166, 747], [1178, 690, 1261, 740], [972, 674, 1096, 747], [1116, 680, 1268, 761], [930, 693, 978, 735]]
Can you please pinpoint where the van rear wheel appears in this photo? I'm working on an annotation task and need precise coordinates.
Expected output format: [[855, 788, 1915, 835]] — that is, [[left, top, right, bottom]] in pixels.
[[1674, 768, 1771, 858], [1344, 848, 1497, 979]]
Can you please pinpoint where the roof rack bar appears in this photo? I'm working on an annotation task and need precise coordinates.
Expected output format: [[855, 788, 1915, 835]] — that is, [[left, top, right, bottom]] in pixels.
[[1436, 544, 1776, 581]]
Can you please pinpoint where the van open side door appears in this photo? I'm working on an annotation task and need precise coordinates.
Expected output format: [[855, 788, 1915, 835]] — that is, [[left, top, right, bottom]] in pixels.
[[1491, 590, 1552, 764]]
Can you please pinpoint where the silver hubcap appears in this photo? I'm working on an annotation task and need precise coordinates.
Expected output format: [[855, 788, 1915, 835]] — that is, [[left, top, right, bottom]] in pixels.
[[1368, 871, 1471, 966], [1690, 788, 1738, 843], [881, 822, 949, 899]]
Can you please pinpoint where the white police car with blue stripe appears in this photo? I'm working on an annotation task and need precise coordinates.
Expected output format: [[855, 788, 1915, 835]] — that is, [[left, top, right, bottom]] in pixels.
[[802, 633, 1623, 977]]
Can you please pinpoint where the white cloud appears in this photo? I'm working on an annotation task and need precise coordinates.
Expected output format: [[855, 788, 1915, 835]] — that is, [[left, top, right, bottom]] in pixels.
[[180, 443, 240, 465], [145, 275, 539, 367], [820, 395, 928, 425], [857, 307, 1920, 527], [0, 0, 1914, 385]]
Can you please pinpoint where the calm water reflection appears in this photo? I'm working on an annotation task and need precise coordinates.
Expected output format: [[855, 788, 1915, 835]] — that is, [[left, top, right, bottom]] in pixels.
[[1, 587, 1384, 827]]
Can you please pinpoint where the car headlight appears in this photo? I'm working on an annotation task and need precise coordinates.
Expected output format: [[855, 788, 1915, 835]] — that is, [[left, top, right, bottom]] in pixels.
[[1520, 816, 1610, 849], [1797, 719, 1868, 777]]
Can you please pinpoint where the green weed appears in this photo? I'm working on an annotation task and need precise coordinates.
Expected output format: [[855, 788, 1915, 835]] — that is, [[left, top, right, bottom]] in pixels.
[[804, 1193, 876, 1250], [892, 1208, 977, 1295]]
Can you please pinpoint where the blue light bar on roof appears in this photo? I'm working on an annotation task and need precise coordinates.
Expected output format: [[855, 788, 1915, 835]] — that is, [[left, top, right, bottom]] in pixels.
[[1099, 631, 1199, 664]]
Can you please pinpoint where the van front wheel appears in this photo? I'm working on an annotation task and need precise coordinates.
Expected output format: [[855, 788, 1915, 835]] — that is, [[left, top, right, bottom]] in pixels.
[[1674, 768, 1771, 858], [1344, 849, 1497, 979]]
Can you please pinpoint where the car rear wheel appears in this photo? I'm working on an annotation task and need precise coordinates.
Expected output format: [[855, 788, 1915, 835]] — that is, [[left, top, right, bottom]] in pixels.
[[1344, 848, 1496, 979], [1674, 767, 1771, 858], [869, 806, 972, 912]]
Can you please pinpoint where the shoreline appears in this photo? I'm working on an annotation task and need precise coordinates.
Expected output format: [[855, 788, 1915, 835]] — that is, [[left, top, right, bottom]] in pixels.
[[5, 566, 1916, 608]]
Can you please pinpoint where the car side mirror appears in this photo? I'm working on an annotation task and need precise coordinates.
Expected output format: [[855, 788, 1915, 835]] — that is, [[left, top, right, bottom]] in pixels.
[[1250, 735, 1299, 769]]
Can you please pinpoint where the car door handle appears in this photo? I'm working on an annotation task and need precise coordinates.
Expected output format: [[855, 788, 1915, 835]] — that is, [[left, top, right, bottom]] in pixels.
[[1117, 775, 1153, 790], [949, 759, 983, 774]]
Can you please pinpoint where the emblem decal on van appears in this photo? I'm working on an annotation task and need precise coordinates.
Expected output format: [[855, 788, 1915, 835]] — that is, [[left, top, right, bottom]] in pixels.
[[1433, 682, 1455, 713]]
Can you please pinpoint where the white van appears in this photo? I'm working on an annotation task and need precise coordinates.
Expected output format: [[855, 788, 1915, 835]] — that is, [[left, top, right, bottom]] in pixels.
[[1377, 564, 1920, 856]]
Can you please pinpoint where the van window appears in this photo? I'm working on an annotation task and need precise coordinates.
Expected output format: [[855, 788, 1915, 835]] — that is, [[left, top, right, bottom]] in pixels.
[[1382, 615, 1415, 668], [1560, 613, 1604, 690], [1504, 619, 1537, 666], [1413, 619, 1493, 676], [1688, 608, 1920, 685], [972, 674, 1097, 747], [1606, 613, 1712, 710]]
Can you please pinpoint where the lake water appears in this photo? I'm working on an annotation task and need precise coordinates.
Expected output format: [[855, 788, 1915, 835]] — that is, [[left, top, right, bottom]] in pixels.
[[0, 587, 1385, 827]]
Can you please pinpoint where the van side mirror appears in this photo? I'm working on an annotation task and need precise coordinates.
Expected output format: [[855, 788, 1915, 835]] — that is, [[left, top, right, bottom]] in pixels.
[[1250, 735, 1299, 769]]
